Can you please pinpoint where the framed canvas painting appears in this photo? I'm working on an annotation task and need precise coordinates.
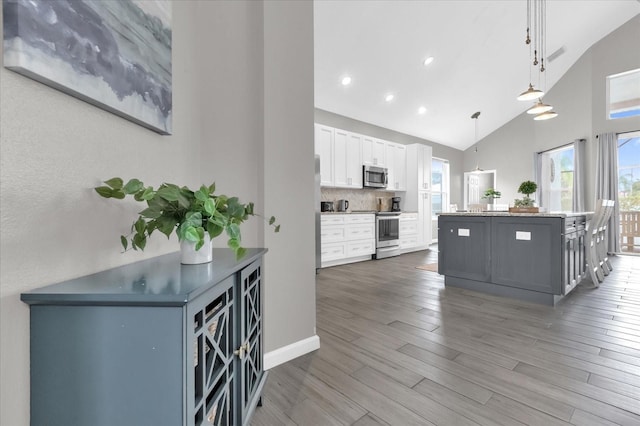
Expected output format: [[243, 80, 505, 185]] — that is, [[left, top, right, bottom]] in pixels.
[[2, 0, 172, 134]]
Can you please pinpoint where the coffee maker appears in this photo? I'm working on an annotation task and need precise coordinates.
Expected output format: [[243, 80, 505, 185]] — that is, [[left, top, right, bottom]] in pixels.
[[391, 197, 401, 212]]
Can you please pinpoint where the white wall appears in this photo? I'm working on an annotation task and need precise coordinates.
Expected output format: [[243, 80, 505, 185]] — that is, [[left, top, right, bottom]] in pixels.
[[0, 2, 317, 424], [464, 15, 640, 209]]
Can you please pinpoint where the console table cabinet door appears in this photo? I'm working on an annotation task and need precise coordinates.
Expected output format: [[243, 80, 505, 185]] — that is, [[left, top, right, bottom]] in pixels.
[[238, 258, 265, 425], [187, 275, 236, 426]]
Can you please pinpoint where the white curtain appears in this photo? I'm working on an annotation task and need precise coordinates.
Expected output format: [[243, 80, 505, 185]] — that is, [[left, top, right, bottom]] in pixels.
[[572, 139, 586, 212], [594, 132, 620, 253]]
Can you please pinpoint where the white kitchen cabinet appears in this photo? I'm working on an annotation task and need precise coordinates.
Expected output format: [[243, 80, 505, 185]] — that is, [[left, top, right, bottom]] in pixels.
[[404, 143, 433, 252], [316, 124, 362, 189], [333, 130, 362, 188], [385, 142, 407, 191], [399, 213, 419, 250], [418, 192, 432, 246], [362, 136, 386, 166], [315, 124, 334, 187], [320, 214, 375, 267]]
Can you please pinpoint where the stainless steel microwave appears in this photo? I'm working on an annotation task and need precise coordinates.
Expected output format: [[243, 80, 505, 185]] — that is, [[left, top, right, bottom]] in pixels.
[[363, 165, 388, 188]]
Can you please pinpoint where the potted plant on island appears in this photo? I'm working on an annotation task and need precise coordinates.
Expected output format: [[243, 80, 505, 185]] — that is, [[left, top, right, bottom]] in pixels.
[[482, 188, 501, 211], [95, 177, 280, 264], [510, 180, 539, 213]]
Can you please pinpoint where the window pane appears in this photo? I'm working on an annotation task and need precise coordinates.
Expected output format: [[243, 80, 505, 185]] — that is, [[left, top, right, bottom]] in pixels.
[[608, 68, 640, 120], [431, 193, 442, 217], [431, 159, 443, 192], [618, 132, 640, 253]]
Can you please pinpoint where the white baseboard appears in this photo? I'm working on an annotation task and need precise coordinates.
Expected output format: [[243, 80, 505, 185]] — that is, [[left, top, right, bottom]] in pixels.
[[263, 334, 320, 370]]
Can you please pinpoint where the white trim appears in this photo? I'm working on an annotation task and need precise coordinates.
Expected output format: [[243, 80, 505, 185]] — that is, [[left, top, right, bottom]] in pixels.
[[263, 335, 320, 370]]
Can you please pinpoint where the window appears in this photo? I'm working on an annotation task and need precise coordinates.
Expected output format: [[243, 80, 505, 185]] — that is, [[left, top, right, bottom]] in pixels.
[[538, 145, 574, 212], [618, 131, 640, 253], [607, 68, 640, 120], [431, 158, 450, 218]]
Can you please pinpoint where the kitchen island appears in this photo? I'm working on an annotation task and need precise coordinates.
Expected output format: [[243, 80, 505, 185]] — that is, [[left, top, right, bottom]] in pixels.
[[438, 212, 591, 305]]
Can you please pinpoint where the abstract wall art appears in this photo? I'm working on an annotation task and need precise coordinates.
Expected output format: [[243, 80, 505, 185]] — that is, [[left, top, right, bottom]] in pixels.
[[3, 0, 172, 134]]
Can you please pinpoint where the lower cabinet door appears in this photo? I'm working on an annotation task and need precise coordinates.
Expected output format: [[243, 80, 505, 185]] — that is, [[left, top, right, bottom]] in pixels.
[[347, 239, 375, 256], [438, 216, 491, 281], [187, 276, 236, 426], [321, 242, 347, 261], [238, 259, 265, 423]]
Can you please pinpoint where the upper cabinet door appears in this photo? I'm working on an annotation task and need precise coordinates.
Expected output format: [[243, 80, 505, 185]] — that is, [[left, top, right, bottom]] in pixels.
[[420, 144, 432, 191], [395, 144, 407, 191], [347, 133, 363, 188], [315, 124, 334, 187], [333, 129, 349, 187], [362, 137, 386, 166]]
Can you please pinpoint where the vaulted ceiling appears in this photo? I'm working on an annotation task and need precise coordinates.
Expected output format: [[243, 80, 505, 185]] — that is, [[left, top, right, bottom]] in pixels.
[[314, 1, 640, 150]]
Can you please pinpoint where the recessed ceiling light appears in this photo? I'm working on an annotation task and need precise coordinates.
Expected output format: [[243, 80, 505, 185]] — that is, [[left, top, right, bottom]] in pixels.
[[341, 76, 352, 86], [423, 57, 435, 66], [418, 106, 427, 114], [385, 94, 395, 102]]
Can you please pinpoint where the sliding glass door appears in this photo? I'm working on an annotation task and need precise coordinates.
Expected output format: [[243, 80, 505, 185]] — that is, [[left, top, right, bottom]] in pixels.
[[618, 131, 640, 253]]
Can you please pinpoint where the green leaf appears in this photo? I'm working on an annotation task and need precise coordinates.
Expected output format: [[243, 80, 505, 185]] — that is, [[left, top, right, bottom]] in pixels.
[[206, 221, 224, 239], [195, 186, 209, 202], [104, 177, 123, 190], [269, 216, 276, 225], [246, 202, 255, 215], [120, 235, 128, 250], [111, 190, 126, 199], [156, 186, 181, 202], [176, 192, 191, 209], [227, 238, 240, 250], [183, 211, 203, 228], [155, 216, 178, 237], [184, 226, 200, 242], [123, 178, 144, 194], [208, 182, 216, 194], [132, 233, 146, 250], [274, 224, 281, 233], [204, 198, 215, 216], [134, 217, 146, 234], [226, 223, 241, 239], [235, 247, 246, 259], [95, 186, 113, 198], [141, 187, 156, 201], [139, 206, 163, 219], [195, 239, 204, 251], [227, 197, 245, 219]]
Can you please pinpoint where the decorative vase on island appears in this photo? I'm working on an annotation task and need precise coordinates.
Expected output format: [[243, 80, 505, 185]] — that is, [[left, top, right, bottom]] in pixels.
[[180, 238, 213, 264]]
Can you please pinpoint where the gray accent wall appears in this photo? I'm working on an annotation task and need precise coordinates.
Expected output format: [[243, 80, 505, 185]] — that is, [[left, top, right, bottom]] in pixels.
[[315, 109, 465, 207], [0, 3, 316, 425], [463, 15, 640, 210]]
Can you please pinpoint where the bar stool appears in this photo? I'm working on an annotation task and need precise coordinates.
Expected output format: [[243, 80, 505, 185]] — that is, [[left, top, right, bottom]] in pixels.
[[585, 199, 607, 286]]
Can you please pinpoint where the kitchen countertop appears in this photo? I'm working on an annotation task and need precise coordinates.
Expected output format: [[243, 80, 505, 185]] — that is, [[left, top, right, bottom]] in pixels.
[[321, 211, 376, 215], [438, 211, 593, 218]]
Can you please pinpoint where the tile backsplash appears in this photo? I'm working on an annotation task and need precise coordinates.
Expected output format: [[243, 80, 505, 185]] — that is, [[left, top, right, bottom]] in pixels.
[[321, 187, 398, 211]]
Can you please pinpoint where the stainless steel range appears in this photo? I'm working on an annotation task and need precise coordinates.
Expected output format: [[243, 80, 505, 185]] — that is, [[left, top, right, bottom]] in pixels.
[[373, 211, 401, 259]]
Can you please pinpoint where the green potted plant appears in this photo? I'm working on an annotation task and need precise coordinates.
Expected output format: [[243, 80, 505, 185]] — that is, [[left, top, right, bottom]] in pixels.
[[95, 177, 279, 263], [481, 188, 502, 211], [512, 180, 538, 211]]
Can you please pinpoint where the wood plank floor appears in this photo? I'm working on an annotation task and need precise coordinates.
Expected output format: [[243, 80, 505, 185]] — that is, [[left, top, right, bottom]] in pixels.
[[251, 248, 640, 426]]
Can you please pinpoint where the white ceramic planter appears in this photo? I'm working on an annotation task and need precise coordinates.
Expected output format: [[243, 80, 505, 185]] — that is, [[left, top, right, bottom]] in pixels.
[[180, 238, 213, 264]]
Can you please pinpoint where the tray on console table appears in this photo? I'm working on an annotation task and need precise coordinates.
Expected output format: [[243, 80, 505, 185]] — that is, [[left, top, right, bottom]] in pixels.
[[21, 248, 268, 426]]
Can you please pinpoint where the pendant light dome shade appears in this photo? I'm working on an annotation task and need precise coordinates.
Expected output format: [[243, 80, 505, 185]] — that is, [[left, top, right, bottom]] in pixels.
[[517, 84, 544, 101], [526, 100, 553, 115], [533, 110, 558, 121]]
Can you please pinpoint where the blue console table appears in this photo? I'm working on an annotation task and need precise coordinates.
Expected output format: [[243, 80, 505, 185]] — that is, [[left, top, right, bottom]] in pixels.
[[21, 248, 267, 426]]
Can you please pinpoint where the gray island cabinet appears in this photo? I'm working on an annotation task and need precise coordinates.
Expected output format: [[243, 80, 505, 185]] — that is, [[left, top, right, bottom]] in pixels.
[[21, 248, 267, 426], [438, 213, 589, 305]]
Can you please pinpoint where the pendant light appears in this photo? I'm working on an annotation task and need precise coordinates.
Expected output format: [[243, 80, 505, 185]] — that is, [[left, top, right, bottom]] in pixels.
[[470, 111, 483, 172], [518, 0, 558, 120], [526, 99, 553, 114]]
